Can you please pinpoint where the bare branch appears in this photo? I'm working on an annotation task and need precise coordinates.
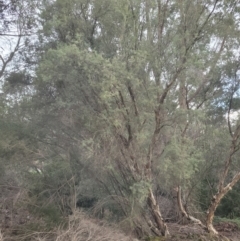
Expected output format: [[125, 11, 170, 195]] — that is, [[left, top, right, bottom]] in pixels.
[[227, 92, 234, 138], [0, 35, 21, 78]]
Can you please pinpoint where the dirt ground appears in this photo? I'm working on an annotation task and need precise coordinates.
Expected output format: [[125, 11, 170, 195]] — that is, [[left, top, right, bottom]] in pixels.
[[162, 222, 240, 241]]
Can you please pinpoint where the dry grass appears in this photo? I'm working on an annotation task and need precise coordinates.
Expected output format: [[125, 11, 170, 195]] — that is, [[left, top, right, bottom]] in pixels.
[[55, 210, 138, 241], [0, 174, 139, 241], [0, 210, 138, 241]]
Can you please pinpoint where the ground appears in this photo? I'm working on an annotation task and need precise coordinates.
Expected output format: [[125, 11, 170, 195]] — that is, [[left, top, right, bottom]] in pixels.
[[154, 222, 240, 241]]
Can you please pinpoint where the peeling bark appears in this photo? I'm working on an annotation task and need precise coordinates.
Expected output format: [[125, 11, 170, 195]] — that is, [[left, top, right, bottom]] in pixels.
[[147, 188, 170, 236], [206, 116, 240, 235], [176, 186, 205, 228], [206, 172, 240, 234]]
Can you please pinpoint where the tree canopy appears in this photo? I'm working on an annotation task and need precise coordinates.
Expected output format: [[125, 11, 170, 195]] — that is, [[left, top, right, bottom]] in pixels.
[[0, 0, 240, 239]]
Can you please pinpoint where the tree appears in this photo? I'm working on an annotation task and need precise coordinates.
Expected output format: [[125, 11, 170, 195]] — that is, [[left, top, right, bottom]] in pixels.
[[206, 78, 240, 234], [26, 0, 240, 238]]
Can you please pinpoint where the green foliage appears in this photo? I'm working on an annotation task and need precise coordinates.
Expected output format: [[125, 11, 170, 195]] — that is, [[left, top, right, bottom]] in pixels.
[[231, 98, 240, 110], [1, 0, 240, 238], [35, 0, 240, 234], [34, 204, 63, 227], [159, 134, 204, 188], [144, 237, 166, 241], [130, 180, 151, 204], [214, 216, 240, 229], [27, 158, 75, 216], [216, 183, 240, 219]]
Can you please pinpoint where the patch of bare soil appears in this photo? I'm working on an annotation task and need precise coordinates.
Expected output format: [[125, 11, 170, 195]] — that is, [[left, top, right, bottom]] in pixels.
[[161, 222, 240, 241], [215, 222, 240, 241]]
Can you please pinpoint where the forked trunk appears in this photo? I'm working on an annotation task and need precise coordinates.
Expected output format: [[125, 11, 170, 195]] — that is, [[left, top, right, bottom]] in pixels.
[[147, 188, 170, 236]]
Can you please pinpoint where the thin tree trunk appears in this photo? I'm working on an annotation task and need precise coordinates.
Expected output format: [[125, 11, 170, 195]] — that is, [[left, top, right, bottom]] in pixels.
[[206, 172, 240, 234], [176, 186, 205, 228], [206, 121, 240, 234], [147, 188, 170, 236]]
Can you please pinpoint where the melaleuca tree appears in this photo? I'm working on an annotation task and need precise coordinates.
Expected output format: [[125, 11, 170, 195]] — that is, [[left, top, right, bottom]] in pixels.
[[32, 0, 240, 237]]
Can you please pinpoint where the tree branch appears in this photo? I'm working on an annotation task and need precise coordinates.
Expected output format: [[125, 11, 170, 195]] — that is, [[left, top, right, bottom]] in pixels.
[[0, 35, 21, 78]]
